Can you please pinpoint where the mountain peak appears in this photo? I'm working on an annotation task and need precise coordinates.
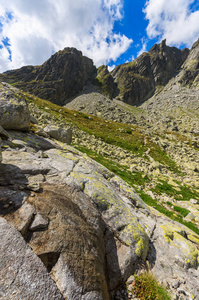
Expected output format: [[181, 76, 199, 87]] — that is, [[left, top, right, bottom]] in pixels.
[[0, 39, 198, 106]]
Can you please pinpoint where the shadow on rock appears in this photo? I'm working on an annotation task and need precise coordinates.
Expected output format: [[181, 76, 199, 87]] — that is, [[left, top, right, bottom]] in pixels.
[[0, 163, 30, 215], [146, 241, 157, 269]]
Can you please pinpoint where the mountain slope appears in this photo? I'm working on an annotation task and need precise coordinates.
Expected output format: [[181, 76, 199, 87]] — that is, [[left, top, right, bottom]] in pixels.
[[0, 82, 199, 300]]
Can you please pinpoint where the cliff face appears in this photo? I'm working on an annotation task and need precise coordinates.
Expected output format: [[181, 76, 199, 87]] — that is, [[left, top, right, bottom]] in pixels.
[[0, 48, 96, 106], [177, 39, 199, 87]]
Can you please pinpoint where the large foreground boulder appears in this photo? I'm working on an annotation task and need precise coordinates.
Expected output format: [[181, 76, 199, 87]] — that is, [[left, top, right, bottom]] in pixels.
[[0, 82, 30, 130]]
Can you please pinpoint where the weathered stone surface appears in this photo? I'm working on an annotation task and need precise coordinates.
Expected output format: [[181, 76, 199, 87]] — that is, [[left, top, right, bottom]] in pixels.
[[30, 212, 49, 231], [96, 65, 116, 98], [5, 202, 35, 237], [178, 39, 199, 87], [0, 187, 28, 215], [0, 217, 64, 300], [26, 184, 110, 300], [0, 138, 2, 163], [0, 82, 30, 130], [44, 124, 72, 144], [146, 214, 199, 299]]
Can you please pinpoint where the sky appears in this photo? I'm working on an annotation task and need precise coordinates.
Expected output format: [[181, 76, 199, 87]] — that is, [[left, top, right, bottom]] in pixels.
[[0, 0, 199, 73]]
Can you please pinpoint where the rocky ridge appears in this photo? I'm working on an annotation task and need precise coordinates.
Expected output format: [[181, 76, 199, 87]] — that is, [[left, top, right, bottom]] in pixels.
[[1, 39, 198, 107], [1, 82, 199, 299]]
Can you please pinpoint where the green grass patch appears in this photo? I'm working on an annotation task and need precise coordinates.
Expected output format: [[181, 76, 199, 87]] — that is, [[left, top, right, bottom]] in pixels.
[[132, 272, 171, 300], [152, 180, 199, 201], [173, 205, 190, 217]]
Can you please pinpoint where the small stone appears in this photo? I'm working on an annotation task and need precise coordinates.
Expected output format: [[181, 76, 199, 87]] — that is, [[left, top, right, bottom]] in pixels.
[[190, 198, 198, 204], [177, 288, 187, 295], [4, 204, 10, 209], [28, 183, 41, 192], [172, 280, 180, 289], [44, 125, 72, 144], [30, 213, 49, 231], [127, 275, 135, 285]]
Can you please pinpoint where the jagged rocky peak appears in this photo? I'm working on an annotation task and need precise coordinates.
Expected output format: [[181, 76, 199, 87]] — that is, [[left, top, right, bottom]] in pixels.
[[148, 39, 189, 85], [110, 39, 190, 105], [1, 47, 96, 106]]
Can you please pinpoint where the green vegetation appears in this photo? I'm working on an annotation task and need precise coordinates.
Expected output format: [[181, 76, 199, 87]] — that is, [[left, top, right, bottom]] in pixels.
[[173, 205, 190, 217], [131, 272, 171, 300], [152, 180, 199, 201]]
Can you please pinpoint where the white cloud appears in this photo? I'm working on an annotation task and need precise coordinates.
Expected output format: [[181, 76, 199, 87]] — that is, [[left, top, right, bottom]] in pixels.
[[144, 0, 199, 47], [137, 39, 148, 56], [0, 0, 133, 72], [108, 64, 116, 71]]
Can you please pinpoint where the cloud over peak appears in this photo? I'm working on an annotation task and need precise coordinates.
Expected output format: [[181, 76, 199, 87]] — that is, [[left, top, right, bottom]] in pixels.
[[144, 0, 199, 47], [0, 0, 132, 72]]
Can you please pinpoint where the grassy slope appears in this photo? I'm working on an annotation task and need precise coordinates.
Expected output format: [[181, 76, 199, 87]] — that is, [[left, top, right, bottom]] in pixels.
[[25, 92, 199, 235]]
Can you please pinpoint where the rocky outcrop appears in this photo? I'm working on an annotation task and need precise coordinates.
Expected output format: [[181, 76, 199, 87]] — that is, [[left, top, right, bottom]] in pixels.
[[177, 39, 199, 87], [65, 92, 137, 124], [0, 82, 30, 130], [44, 125, 72, 144], [0, 48, 96, 106], [96, 65, 116, 99]]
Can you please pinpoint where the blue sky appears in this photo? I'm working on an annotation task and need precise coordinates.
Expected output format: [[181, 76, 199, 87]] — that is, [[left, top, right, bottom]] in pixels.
[[0, 0, 199, 72]]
